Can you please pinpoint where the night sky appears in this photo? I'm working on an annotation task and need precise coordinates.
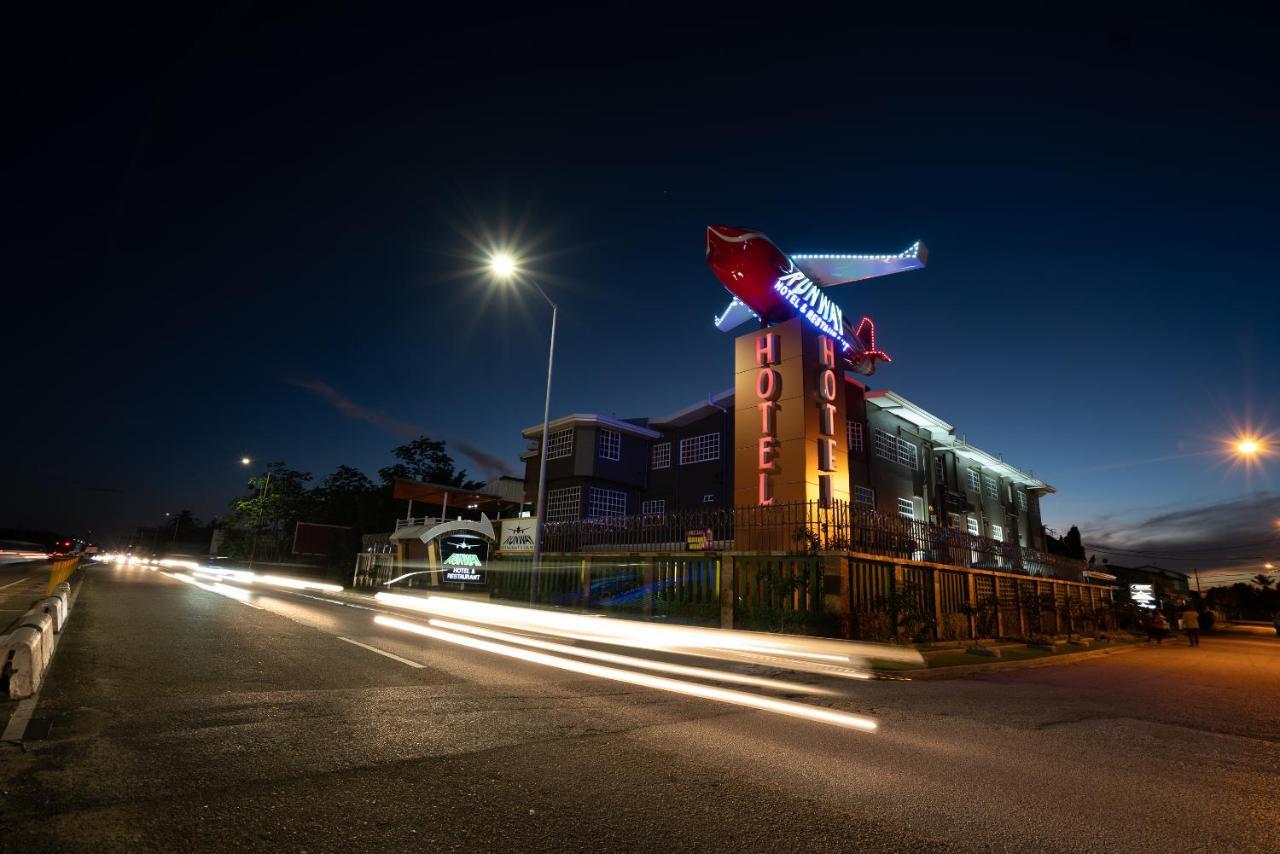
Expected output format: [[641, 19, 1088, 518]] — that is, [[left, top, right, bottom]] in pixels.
[[5, 10, 1278, 581]]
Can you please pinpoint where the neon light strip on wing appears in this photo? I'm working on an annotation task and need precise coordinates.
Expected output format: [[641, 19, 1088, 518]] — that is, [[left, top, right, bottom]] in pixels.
[[427, 618, 835, 696], [374, 616, 877, 732]]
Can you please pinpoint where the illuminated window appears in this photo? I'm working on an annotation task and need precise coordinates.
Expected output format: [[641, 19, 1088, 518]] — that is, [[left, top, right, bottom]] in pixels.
[[597, 428, 620, 462], [1016, 489, 1027, 511], [967, 469, 981, 493], [545, 486, 581, 522], [983, 474, 998, 499], [546, 428, 574, 461], [855, 486, 875, 509], [702, 493, 716, 503], [896, 497, 915, 520], [641, 499, 665, 515], [587, 486, 627, 520], [966, 516, 980, 536], [651, 442, 671, 469], [847, 420, 864, 453], [680, 432, 720, 465], [897, 439, 918, 470], [990, 523, 1004, 542], [947, 512, 962, 529]]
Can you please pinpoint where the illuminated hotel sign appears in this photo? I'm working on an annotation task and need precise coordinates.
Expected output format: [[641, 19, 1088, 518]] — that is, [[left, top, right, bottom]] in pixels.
[[773, 270, 849, 350], [1130, 584, 1156, 609], [715, 226, 926, 515]]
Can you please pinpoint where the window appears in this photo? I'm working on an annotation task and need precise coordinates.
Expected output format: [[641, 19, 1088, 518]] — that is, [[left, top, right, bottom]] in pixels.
[[1016, 489, 1027, 512], [545, 486, 581, 522], [855, 486, 875, 509], [983, 474, 998, 499], [896, 497, 915, 520], [934, 455, 945, 482], [874, 429, 918, 469], [874, 429, 897, 463], [597, 429, 620, 461], [651, 442, 671, 469], [546, 428, 573, 461], [587, 486, 627, 520], [947, 512, 962, 529], [680, 432, 720, 465], [641, 499, 665, 515], [966, 516, 980, 536], [702, 493, 716, 503], [847, 420, 864, 453], [967, 469, 981, 493], [989, 523, 1004, 542]]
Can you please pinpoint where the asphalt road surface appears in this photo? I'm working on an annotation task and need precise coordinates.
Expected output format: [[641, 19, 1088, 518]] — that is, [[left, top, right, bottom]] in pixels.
[[2, 563, 1277, 852]]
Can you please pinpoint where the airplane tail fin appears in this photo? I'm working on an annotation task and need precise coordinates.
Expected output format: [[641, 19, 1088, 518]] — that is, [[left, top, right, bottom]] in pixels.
[[846, 317, 891, 376]]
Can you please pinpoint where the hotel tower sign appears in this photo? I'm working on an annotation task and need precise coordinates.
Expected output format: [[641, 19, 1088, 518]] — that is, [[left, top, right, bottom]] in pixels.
[[707, 226, 927, 508]]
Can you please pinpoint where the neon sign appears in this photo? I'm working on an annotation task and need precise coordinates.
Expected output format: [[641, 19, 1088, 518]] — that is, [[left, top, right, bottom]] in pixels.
[[705, 226, 926, 376], [755, 331, 780, 505], [816, 335, 838, 506]]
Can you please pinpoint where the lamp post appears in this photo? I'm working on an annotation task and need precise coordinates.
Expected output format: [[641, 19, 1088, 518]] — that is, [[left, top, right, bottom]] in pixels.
[[242, 457, 271, 569], [489, 252, 556, 605]]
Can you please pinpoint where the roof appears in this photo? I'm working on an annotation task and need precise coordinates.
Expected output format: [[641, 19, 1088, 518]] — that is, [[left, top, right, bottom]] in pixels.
[[521, 413, 661, 440], [649, 389, 734, 428], [391, 478, 516, 508], [866, 390, 1053, 493]]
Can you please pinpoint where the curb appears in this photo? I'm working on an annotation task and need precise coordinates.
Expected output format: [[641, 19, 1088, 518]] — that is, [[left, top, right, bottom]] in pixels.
[[884, 641, 1145, 681]]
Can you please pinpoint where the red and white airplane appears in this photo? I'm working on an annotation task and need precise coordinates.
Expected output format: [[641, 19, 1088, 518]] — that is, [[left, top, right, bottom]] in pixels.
[[705, 226, 927, 375]]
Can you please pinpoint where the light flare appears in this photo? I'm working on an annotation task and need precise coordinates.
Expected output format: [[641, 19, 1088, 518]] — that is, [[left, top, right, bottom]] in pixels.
[[375, 615, 877, 732]]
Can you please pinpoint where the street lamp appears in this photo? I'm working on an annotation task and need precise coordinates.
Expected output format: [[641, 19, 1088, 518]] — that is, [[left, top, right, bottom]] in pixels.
[[489, 251, 556, 606], [241, 457, 271, 569]]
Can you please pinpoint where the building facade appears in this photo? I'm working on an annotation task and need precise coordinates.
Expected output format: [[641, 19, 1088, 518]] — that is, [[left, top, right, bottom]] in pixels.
[[522, 373, 1052, 552]]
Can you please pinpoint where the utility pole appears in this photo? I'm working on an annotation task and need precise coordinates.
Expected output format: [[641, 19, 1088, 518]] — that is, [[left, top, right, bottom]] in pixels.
[[1193, 566, 1202, 595]]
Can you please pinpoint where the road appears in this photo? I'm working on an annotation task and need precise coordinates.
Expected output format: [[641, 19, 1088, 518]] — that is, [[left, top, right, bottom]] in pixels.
[[2, 563, 1277, 852]]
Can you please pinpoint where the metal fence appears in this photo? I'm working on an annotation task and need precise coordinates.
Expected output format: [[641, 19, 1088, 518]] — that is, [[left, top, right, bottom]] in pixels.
[[541, 499, 1086, 581]]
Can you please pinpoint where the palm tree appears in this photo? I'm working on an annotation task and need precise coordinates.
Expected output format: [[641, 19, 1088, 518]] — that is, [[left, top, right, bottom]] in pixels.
[[1251, 573, 1276, 589]]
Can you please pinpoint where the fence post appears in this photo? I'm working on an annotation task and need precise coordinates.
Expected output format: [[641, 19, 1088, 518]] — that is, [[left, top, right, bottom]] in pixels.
[[966, 572, 977, 639], [642, 557, 655, 619], [579, 558, 592, 608], [994, 576, 1005, 638], [720, 554, 735, 629], [931, 569, 944, 639]]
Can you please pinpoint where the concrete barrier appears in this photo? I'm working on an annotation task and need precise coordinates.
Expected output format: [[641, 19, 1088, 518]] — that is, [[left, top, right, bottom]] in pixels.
[[16, 609, 54, 670], [38, 595, 67, 632], [0, 628, 44, 698]]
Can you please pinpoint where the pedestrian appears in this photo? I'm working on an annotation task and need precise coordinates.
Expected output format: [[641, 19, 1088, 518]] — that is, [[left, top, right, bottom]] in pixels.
[[1151, 612, 1170, 645], [1180, 605, 1201, 647]]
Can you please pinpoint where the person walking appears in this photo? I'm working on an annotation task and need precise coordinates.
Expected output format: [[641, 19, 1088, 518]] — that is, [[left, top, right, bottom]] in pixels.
[[1151, 612, 1170, 645], [1180, 605, 1201, 647]]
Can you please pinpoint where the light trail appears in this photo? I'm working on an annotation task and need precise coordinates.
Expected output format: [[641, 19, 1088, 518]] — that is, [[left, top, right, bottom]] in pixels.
[[373, 593, 921, 677], [191, 566, 344, 594], [427, 618, 835, 695], [161, 571, 259, 606], [374, 615, 878, 732]]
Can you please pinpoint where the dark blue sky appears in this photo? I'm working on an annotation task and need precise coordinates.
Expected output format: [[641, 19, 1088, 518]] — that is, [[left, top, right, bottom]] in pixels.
[[5, 10, 1278, 578]]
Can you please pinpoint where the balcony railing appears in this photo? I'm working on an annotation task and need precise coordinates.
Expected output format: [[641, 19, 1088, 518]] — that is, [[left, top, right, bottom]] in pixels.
[[539, 499, 1087, 581]]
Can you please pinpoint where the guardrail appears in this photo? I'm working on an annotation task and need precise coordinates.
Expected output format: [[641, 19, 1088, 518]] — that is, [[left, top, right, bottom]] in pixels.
[[2, 571, 76, 700]]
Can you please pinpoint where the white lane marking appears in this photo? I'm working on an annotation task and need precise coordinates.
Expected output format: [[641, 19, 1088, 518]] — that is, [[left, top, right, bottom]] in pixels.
[[336, 636, 425, 669], [0, 576, 33, 590]]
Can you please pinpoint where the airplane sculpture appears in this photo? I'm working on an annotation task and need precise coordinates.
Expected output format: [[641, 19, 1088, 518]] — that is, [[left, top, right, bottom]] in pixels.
[[705, 226, 927, 375]]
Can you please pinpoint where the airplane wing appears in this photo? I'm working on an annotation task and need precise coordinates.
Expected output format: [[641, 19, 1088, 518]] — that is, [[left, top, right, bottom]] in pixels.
[[791, 242, 928, 288], [713, 297, 760, 333]]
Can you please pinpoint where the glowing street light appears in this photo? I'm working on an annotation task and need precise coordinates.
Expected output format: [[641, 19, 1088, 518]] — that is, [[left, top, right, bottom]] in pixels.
[[241, 456, 252, 466], [488, 250, 556, 605], [1234, 437, 1264, 457]]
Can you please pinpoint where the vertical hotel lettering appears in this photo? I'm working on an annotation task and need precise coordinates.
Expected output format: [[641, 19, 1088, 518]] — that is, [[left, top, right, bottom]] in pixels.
[[755, 331, 780, 505], [817, 335, 837, 506]]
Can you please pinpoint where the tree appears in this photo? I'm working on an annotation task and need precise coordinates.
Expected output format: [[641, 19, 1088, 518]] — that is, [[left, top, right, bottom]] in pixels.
[[378, 435, 483, 489], [224, 463, 316, 561], [1252, 573, 1276, 589]]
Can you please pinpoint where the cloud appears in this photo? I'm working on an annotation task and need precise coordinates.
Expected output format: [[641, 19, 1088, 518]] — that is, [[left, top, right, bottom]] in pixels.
[[1082, 491, 1280, 582], [289, 379, 518, 481]]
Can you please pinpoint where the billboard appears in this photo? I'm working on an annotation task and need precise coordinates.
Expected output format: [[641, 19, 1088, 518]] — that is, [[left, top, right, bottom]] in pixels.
[[441, 533, 488, 584], [292, 522, 351, 557]]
